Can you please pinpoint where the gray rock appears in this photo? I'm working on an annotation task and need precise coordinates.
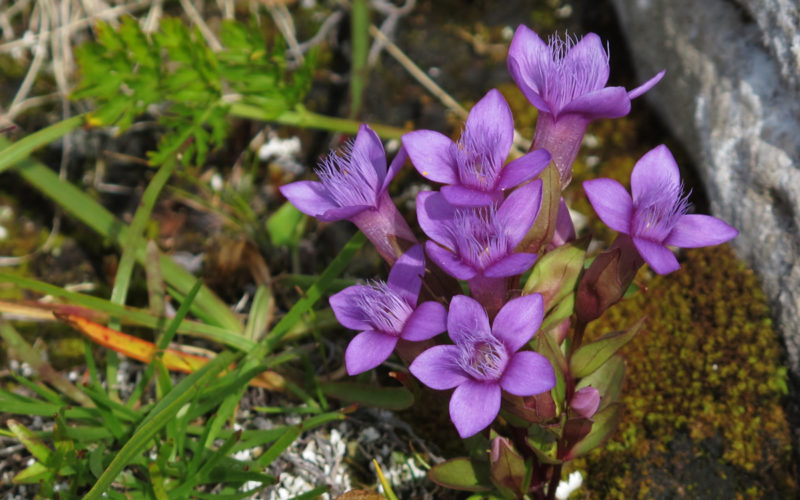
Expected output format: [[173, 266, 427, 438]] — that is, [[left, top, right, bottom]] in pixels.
[[609, 0, 800, 382]]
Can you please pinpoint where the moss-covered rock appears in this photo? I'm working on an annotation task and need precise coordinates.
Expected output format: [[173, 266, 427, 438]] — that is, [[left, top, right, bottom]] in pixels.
[[573, 245, 797, 498]]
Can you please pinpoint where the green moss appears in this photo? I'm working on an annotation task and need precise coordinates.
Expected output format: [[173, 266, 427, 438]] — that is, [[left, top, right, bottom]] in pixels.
[[574, 245, 797, 498]]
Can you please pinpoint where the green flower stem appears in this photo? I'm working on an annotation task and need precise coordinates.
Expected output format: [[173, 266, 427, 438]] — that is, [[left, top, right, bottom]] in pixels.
[[229, 102, 406, 140]]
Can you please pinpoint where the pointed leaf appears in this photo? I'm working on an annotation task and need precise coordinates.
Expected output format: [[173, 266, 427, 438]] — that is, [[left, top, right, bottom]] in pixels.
[[428, 457, 492, 492], [490, 437, 529, 497], [525, 424, 561, 465], [319, 381, 413, 410], [517, 163, 560, 253], [12, 461, 51, 484], [7, 420, 51, 463], [523, 237, 588, 311], [267, 201, 307, 247], [57, 313, 284, 390], [576, 354, 626, 411], [569, 318, 645, 378], [562, 403, 622, 460]]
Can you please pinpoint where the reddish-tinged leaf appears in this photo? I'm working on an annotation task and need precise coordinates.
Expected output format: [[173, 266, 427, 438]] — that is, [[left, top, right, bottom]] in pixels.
[[562, 403, 622, 460], [56, 313, 284, 390]]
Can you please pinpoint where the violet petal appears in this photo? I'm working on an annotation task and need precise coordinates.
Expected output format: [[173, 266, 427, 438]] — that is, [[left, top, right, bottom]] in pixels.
[[450, 380, 501, 438], [318, 204, 372, 222], [507, 25, 552, 112], [279, 181, 337, 218], [466, 89, 514, 169], [492, 294, 544, 352], [387, 244, 425, 306], [403, 130, 458, 184], [631, 145, 680, 202], [500, 351, 556, 396], [583, 178, 634, 234], [441, 184, 500, 207], [382, 145, 409, 193], [560, 86, 631, 120], [425, 241, 478, 280], [633, 236, 680, 275], [562, 33, 609, 91], [416, 191, 457, 248], [345, 330, 399, 375], [409, 345, 467, 390], [497, 149, 551, 190], [401, 301, 447, 341], [628, 69, 666, 99], [447, 295, 490, 344], [665, 214, 739, 248], [497, 180, 542, 246], [329, 286, 374, 331], [483, 252, 538, 278], [352, 123, 387, 188]]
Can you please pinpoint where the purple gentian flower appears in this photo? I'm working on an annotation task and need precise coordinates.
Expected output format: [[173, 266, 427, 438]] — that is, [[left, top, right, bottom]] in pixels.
[[417, 180, 542, 311], [409, 294, 555, 438], [403, 89, 551, 207], [329, 245, 446, 375], [417, 180, 542, 280], [583, 144, 738, 274], [280, 124, 416, 264], [508, 25, 664, 185]]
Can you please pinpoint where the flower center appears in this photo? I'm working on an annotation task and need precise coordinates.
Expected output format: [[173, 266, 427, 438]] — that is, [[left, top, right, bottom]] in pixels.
[[447, 206, 510, 271], [352, 281, 413, 335], [457, 336, 508, 382], [316, 141, 379, 208], [631, 181, 690, 242], [452, 128, 503, 190], [539, 33, 609, 114]]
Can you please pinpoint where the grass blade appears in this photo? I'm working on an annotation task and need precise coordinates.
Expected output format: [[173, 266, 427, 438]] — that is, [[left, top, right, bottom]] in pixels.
[[0, 115, 84, 174], [83, 350, 238, 500], [0, 138, 242, 332]]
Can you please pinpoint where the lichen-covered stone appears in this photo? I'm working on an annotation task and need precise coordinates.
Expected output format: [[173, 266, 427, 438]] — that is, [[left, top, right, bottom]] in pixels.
[[574, 245, 797, 498], [610, 0, 800, 411]]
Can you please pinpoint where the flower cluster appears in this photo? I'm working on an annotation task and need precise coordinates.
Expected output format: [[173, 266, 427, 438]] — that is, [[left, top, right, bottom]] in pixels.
[[281, 24, 737, 498]]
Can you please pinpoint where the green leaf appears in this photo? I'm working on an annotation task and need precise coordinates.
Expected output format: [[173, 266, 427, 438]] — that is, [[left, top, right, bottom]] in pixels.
[[257, 426, 301, 467], [576, 354, 626, 411], [428, 457, 492, 492], [7, 419, 51, 463], [0, 115, 84, 175], [562, 403, 622, 460], [319, 381, 414, 410], [13, 460, 51, 484], [569, 318, 645, 378], [83, 351, 238, 500], [525, 424, 561, 465], [266, 202, 306, 247], [523, 237, 588, 311]]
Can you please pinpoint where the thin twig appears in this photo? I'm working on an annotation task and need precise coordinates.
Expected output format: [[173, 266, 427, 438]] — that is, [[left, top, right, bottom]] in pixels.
[[265, 0, 304, 64], [369, 23, 530, 154], [6, 1, 49, 122], [296, 10, 344, 54], [143, 0, 164, 33], [368, 0, 415, 65], [369, 23, 467, 121], [179, 0, 222, 51], [0, 0, 151, 55]]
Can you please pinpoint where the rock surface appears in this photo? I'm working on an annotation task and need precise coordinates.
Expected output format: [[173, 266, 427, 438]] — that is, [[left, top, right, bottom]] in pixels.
[[610, 0, 800, 387]]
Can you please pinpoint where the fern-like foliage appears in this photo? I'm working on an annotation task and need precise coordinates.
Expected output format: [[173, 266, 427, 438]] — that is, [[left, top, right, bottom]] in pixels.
[[73, 16, 315, 166]]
